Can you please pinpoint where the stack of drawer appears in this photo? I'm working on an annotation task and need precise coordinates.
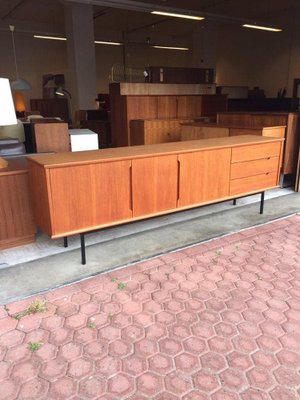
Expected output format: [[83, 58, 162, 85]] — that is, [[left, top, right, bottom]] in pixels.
[[230, 142, 282, 196]]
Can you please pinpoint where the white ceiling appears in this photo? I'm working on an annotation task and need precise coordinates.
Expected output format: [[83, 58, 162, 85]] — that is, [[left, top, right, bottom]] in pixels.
[[0, 0, 299, 38]]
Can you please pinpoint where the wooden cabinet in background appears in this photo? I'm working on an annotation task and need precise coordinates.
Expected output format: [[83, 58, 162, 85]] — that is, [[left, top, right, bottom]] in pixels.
[[110, 83, 227, 147], [0, 157, 36, 249]]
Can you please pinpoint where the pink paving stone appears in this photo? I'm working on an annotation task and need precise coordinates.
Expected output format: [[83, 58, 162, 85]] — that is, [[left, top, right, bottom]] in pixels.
[[173, 290, 191, 301], [122, 324, 145, 342], [169, 324, 191, 340], [227, 351, 253, 371], [39, 358, 68, 381], [137, 372, 163, 396], [211, 389, 239, 400], [241, 388, 269, 400], [143, 300, 162, 314], [175, 352, 200, 373], [11, 360, 38, 382], [156, 311, 176, 325], [80, 302, 100, 316], [246, 367, 275, 390], [200, 352, 227, 372], [71, 291, 91, 304], [214, 322, 238, 338], [237, 322, 262, 338], [176, 310, 198, 325], [89, 312, 108, 327], [208, 336, 233, 354], [107, 372, 134, 397], [256, 335, 282, 352], [49, 327, 74, 346], [18, 377, 49, 399], [149, 353, 174, 374], [95, 355, 121, 377], [165, 371, 192, 395], [251, 350, 278, 370], [160, 338, 183, 356], [192, 322, 215, 339], [0, 380, 19, 400], [193, 370, 220, 393], [276, 349, 300, 368], [4, 343, 31, 363], [183, 390, 209, 400], [49, 376, 77, 399], [79, 375, 105, 398], [183, 336, 206, 354], [56, 302, 79, 317], [220, 368, 247, 392], [73, 326, 97, 343], [145, 323, 167, 340], [221, 310, 243, 324], [32, 342, 57, 362], [98, 326, 120, 342], [135, 338, 158, 356], [270, 386, 299, 400], [40, 314, 64, 331], [232, 335, 258, 353], [0, 329, 25, 347], [0, 361, 10, 381], [123, 354, 147, 376], [59, 341, 83, 361], [111, 313, 132, 328], [84, 340, 107, 359], [109, 339, 132, 358], [273, 366, 300, 386], [123, 301, 142, 315], [64, 313, 87, 330]]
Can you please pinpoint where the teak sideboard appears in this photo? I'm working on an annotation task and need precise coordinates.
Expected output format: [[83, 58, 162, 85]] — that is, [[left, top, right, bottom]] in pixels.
[[27, 135, 283, 263]]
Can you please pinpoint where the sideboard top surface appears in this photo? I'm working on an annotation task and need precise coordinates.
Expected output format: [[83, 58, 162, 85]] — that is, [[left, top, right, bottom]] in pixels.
[[27, 135, 284, 169]]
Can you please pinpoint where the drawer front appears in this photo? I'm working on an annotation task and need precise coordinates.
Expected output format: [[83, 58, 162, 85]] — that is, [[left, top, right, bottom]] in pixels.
[[230, 157, 279, 180], [232, 142, 281, 163], [230, 172, 278, 196]]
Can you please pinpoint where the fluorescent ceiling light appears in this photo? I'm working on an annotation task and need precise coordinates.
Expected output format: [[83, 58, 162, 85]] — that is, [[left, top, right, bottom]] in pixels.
[[34, 35, 67, 40], [242, 24, 282, 32], [153, 45, 189, 51], [151, 11, 204, 21], [94, 40, 122, 45]]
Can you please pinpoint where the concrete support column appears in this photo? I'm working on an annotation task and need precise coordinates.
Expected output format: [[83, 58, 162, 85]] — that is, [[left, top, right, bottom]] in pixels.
[[64, 2, 97, 117]]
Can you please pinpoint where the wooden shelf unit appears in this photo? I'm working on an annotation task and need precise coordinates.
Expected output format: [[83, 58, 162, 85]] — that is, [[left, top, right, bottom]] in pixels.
[[110, 83, 227, 147], [28, 136, 283, 255]]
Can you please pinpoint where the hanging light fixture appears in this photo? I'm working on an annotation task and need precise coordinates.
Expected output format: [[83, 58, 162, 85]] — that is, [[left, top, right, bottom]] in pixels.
[[9, 25, 31, 91]]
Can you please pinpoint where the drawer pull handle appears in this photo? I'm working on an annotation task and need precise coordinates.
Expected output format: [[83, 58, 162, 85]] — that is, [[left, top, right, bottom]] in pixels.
[[266, 172, 269, 175]]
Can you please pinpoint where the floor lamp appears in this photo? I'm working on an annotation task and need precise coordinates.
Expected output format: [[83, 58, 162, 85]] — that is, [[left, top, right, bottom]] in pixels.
[[0, 78, 17, 168]]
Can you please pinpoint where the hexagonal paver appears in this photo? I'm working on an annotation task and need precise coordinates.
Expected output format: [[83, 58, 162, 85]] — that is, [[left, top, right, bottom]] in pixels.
[[39, 359, 68, 381], [68, 357, 93, 379], [220, 368, 247, 392], [246, 367, 275, 390], [107, 373, 134, 397], [11, 361, 38, 382], [49, 376, 77, 398], [160, 338, 183, 356], [184, 337, 206, 354], [251, 351, 278, 370], [18, 377, 49, 399], [175, 352, 199, 373], [208, 336, 232, 354], [95, 355, 121, 378], [156, 311, 176, 325], [214, 322, 237, 338], [59, 342, 82, 361], [137, 372, 163, 396], [200, 352, 227, 372], [122, 325, 144, 342], [84, 341, 107, 359], [193, 370, 219, 393], [135, 338, 158, 356], [149, 353, 174, 374], [79, 375, 105, 398], [227, 351, 253, 371], [98, 326, 120, 342], [146, 324, 167, 340], [165, 372, 192, 395], [123, 355, 147, 376], [109, 339, 132, 358]]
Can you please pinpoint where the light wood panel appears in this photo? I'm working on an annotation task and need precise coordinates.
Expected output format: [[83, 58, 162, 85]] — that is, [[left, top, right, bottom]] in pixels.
[[48, 160, 132, 236], [230, 172, 278, 196], [231, 157, 279, 180], [232, 142, 281, 163], [178, 148, 231, 207], [0, 159, 36, 249], [180, 124, 229, 140], [157, 96, 177, 118], [132, 155, 178, 217], [176, 96, 202, 118], [34, 123, 70, 153]]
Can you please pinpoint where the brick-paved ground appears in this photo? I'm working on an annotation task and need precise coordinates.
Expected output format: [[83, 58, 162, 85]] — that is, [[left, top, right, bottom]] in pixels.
[[0, 215, 300, 400]]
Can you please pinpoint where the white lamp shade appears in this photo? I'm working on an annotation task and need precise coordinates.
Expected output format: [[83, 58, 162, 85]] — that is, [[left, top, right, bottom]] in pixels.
[[10, 78, 31, 91], [0, 78, 17, 126]]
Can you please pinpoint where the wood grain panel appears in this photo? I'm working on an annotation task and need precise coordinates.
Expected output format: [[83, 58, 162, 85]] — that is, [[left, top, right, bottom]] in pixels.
[[284, 113, 300, 175], [157, 96, 177, 118], [181, 125, 229, 140], [177, 96, 202, 118], [34, 123, 70, 153], [229, 128, 261, 136], [132, 155, 178, 217], [178, 149, 231, 207], [231, 157, 279, 179], [230, 172, 278, 196], [232, 142, 281, 163], [0, 171, 36, 249], [48, 160, 132, 236], [28, 162, 53, 237]]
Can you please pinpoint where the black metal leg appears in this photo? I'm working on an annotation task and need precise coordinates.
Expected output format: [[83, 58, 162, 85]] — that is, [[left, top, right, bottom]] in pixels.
[[260, 191, 265, 214], [63, 237, 68, 247], [80, 234, 86, 265], [233, 199, 237, 206]]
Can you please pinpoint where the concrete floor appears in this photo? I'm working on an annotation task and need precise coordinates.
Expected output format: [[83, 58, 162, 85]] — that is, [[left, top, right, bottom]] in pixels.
[[0, 190, 299, 304]]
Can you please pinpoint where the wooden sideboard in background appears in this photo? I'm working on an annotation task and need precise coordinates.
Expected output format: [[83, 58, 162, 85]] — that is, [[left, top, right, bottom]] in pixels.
[[110, 83, 227, 147]]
